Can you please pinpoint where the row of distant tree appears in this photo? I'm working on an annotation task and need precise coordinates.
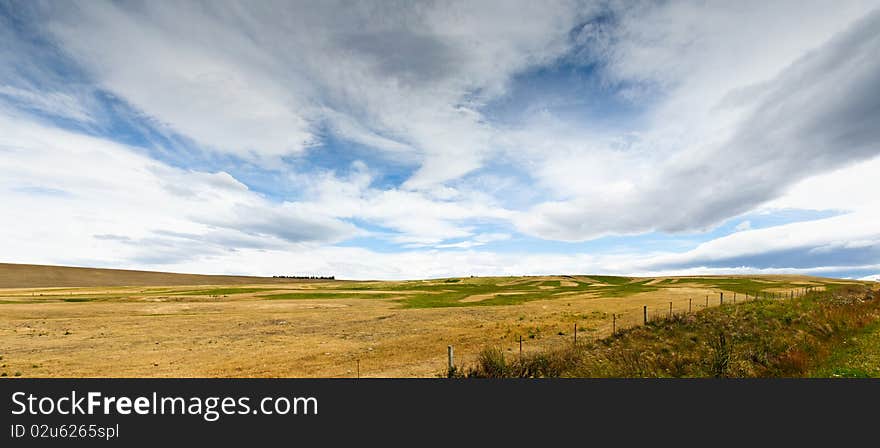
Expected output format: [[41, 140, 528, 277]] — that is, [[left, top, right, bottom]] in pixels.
[[272, 275, 335, 280]]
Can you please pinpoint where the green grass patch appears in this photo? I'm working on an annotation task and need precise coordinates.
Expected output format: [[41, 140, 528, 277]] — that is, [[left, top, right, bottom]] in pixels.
[[263, 292, 402, 300], [173, 288, 278, 296], [586, 275, 632, 285], [591, 279, 659, 297], [394, 281, 555, 308], [304, 276, 655, 308], [810, 319, 880, 378], [399, 290, 548, 308], [665, 277, 857, 296], [398, 279, 604, 308]]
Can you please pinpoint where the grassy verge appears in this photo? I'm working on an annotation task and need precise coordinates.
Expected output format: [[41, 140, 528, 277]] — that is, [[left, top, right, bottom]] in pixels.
[[809, 320, 880, 378], [450, 285, 880, 378]]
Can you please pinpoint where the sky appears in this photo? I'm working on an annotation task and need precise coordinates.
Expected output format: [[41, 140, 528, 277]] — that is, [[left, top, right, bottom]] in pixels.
[[1, 0, 879, 280]]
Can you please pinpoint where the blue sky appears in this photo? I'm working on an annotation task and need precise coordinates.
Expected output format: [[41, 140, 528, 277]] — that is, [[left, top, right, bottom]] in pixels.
[[1, 1, 879, 280]]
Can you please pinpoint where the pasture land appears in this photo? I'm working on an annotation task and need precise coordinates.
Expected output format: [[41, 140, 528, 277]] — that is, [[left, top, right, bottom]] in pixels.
[[456, 284, 880, 377], [0, 265, 869, 377]]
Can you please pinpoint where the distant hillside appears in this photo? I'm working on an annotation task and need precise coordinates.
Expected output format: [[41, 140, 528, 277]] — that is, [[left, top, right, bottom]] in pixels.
[[0, 263, 316, 288]]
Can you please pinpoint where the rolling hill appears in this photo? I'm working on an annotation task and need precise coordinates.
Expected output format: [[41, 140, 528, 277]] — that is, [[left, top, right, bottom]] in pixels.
[[0, 263, 314, 288]]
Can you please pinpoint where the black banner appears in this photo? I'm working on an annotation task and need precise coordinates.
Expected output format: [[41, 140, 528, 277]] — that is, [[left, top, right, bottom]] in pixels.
[[1, 379, 875, 445]]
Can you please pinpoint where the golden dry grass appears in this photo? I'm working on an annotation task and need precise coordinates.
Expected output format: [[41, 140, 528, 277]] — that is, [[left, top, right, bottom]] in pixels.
[[0, 264, 866, 378]]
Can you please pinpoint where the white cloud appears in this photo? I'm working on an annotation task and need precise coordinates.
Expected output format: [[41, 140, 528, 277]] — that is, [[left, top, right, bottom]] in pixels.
[[2, 1, 879, 279], [0, 109, 513, 267], [3, 106, 876, 279], [765, 154, 880, 213], [91, 209, 880, 278], [637, 210, 880, 272], [288, 167, 515, 246], [42, 0, 589, 177], [515, 4, 880, 240], [0, 113, 355, 267], [47, 2, 316, 161]]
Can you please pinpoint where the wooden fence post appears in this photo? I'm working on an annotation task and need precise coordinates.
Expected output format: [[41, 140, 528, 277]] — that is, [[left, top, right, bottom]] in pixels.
[[720, 292, 724, 305], [448, 345, 454, 372], [689, 298, 692, 313], [643, 305, 647, 325], [574, 323, 577, 346], [669, 301, 673, 317], [612, 314, 616, 334], [519, 335, 523, 358]]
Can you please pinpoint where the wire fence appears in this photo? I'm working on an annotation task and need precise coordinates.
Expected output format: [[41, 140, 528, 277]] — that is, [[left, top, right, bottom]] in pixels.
[[440, 286, 826, 375], [339, 286, 826, 377]]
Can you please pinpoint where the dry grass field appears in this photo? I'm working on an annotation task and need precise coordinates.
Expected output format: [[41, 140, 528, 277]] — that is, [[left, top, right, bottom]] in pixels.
[[0, 264, 868, 378]]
